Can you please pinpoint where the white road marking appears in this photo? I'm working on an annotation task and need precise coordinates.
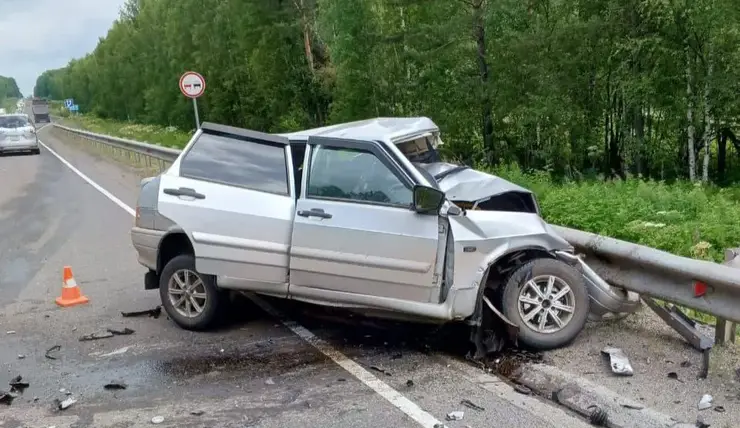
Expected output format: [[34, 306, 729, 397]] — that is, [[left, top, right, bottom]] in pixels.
[[36, 134, 444, 428]]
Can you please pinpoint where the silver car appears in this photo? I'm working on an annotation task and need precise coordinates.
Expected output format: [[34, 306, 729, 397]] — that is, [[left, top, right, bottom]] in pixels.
[[131, 118, 638, 354], [0, 114, 40, 155]]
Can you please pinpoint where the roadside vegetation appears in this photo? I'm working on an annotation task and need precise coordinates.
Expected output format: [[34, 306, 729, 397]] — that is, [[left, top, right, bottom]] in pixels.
[[33, 1, 740, 261]]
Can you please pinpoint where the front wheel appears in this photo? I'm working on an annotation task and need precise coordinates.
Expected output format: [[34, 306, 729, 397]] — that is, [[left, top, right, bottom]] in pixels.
[[159, 254, 222, 331], [500, 258, 589, 350]]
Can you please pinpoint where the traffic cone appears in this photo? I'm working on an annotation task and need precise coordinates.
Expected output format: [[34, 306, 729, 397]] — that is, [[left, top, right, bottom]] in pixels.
[[55, 266, 89, 307]]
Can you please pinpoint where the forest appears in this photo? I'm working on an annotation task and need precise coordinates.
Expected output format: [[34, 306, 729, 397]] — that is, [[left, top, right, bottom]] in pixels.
[[0, 76, 22, 110], [33, 0, 740, 184]]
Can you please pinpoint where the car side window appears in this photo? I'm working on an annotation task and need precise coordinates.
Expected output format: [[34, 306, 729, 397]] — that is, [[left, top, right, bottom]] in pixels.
[[307, 145, 412, 207], [180, 132, 289, 195]]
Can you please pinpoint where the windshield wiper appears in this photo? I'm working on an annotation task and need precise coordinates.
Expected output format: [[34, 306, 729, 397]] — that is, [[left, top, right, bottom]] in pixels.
[[433, 165, 470, 181]]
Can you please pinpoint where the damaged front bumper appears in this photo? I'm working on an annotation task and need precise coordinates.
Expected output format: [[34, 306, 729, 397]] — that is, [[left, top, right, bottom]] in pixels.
[[555, 251, 641, 319]]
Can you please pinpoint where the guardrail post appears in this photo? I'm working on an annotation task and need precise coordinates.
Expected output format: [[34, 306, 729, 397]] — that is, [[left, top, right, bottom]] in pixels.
[[715, 248, 740, 346]]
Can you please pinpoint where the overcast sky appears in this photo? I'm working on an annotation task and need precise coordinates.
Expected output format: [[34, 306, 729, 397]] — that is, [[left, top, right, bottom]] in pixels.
[[0, 0, 124, 96]]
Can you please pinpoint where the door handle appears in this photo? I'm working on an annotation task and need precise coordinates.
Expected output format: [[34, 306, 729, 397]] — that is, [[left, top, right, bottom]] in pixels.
[[163, 187, 206, 199], [297, 208, 333, 219]]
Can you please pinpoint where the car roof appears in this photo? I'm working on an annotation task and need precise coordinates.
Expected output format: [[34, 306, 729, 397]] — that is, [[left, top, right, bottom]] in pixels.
[[279, 117, 439, 144]]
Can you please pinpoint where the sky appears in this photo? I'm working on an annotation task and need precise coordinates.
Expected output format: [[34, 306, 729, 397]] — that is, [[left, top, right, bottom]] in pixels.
[[0, 0, 125, 96]]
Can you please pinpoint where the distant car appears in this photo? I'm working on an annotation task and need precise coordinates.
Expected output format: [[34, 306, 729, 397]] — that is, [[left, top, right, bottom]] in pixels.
[[0, 114, 40, 155], [130, 117, 639, 354]]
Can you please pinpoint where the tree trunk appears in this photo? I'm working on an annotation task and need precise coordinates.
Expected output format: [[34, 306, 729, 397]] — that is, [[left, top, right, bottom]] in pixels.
[[685, 43, 696, 181], [471, 0, 494, 156], [717, 129, 727, 184], [701, 44, 713, 183]]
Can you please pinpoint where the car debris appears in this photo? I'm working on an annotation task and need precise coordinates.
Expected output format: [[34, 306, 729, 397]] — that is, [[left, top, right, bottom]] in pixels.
[[460, 399, 485, 411], [714, 405, 725, 413], [405, 379, 414, 387], [55, 397, 77, 411], [695, 414, 710, 428], [446, 410, 464, 421], [103, 382, 128, 390], [587, 405, 609, 426], [698, 394, 713, 410], [190, 410, 205, 416], [9, 376, 29, 393], [601, 347, 634, 376], [79, 331, 115, 341], [6, 331, 16, 334], [107, 327, 135, 335], [370, 366, 392, 376], [45, 345, 61, 360], [513, 384, 532, 395], [151, 416, 165, 424], [121, 306, 161, 319], [17, 354, 25, 360], [0, 390, 15, 405]]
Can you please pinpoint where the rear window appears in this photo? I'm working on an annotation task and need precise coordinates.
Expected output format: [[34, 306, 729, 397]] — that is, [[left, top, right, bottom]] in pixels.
[[179, 132, 289, 194], [0, 116, 30, 129]]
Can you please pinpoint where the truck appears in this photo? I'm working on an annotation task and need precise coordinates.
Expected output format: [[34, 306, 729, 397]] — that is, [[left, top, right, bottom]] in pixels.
[[31, 98, 50, 123]]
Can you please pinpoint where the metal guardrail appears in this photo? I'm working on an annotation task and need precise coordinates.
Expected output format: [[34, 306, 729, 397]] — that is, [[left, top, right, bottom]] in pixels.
[[51, 123, 740, 330]]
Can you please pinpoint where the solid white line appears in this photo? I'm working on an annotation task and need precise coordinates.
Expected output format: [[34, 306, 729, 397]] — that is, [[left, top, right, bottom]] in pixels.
[[38, 135, 443, 428]]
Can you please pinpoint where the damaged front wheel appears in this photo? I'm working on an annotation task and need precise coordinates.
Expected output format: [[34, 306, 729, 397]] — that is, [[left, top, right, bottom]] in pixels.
[[500, 258, 589, 350]]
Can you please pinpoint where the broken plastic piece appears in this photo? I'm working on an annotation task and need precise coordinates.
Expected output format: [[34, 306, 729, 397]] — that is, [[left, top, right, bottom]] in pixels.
[[151, 415, 165, 424], [190, 410, 205, 416], [446, 411, 464, 421], [107, 327, 135, 336], [460, 399, 485, 411], [601, 347, 634, 376], [121, 306, 161, 319], [79, 331, 114, 341], [45, 345, 61, 360], [0, 391, 14, 405], [56, 397, 77, 410], [698, 394, 713, 410], [103, 382, 127, 390], [9, 376, 29, 393], [587, 405, 608, 426]]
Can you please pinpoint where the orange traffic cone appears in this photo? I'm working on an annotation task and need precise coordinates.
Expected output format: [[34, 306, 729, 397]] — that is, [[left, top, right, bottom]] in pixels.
[[55, 266, 89, 307]]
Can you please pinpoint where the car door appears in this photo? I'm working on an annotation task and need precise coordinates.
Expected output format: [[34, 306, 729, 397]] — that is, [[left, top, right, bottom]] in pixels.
[[289, 136, 443, 304], [157, 124, 295, 296]]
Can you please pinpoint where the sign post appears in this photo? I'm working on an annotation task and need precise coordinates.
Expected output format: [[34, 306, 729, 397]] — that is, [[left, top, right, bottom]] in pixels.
[[179, 71, 206, 129]]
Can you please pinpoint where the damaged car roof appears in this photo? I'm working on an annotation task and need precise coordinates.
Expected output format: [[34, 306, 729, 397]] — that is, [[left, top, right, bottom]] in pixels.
[[280, 117, 439, 144]]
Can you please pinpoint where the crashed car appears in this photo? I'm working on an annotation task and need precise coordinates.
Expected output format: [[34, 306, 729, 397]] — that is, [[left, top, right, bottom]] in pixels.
[[131, 117, 639, 355]]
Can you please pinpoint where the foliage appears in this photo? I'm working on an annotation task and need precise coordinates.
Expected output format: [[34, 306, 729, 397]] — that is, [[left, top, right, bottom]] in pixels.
[[60, 114, 191, 149], [0, 76, 22, 111]]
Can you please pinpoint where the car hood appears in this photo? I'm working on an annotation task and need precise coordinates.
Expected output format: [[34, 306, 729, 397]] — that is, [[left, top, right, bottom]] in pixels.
[[415, 162, 538, 212]]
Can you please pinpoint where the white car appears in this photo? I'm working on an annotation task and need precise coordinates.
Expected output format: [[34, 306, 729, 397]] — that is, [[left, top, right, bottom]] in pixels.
[[0, 114, 40, 155]]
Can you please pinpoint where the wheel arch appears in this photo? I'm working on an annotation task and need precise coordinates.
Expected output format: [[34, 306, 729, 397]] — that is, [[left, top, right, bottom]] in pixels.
[[157, 230, 194, 274]]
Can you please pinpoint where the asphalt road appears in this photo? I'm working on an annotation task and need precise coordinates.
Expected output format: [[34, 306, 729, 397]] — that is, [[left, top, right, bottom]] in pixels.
[[0, 124, 594, 427]]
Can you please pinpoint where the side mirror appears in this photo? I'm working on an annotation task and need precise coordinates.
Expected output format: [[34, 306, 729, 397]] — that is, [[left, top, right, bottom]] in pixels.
[[412, 185, 446, 214]]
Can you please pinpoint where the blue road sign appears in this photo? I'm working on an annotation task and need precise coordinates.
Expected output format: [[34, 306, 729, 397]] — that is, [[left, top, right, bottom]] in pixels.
[[64, 99, 74, 108], [70, 104, 79, 112]]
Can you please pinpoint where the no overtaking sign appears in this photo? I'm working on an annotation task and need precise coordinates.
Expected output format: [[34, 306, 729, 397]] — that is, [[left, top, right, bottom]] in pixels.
[[180, 71, 206, 129]]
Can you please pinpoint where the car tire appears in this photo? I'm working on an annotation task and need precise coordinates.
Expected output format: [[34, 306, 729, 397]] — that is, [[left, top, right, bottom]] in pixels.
[[159, 254, 222, 331], [499, 258, 589, 350], [32, 148, 40, 155]]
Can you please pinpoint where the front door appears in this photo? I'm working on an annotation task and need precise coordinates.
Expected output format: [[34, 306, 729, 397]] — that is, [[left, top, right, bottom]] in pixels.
[[157, 125, 295, 295], [289, 136, 442, 304]]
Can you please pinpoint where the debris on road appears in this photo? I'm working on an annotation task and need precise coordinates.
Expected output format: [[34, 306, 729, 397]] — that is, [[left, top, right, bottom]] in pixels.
[[121, 306, 161, 319], [370, 365, 392, 376], [601, 347, 634, 376], [55, 397, 77, 411], [17, 354, 25, 360], [513, 384, 532, 395], [714, 405, 725, 413], [6, 330, 16, 334], [107, 327, 135, 336], [79, 331, 115, 341], [587, 405, 609, 426], [103, 382, 128, 390], [695, 415, 710, 428], [667, 372, 684, 382], [460, 399, 485, 411], [446, 410, 464, 421], [190, 410, 205, 416], [45, 345, 61, 360], [264, 378, 275, 385], [405, 379, 414, 387], [0, 390, 15, 405], [698, 394, 713, 410], [621, 403, 645, 410], [9, 375, 29, 393], [151, 415, 165, 424], [100, 346, 131, 357]]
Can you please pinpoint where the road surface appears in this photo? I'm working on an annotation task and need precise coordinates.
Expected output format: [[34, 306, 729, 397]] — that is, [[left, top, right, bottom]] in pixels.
[[0, 124, 595, 427]]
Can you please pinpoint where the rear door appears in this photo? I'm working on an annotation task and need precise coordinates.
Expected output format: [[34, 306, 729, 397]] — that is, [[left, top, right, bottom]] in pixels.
[[289, 136, 442, 304], [157, 124, 295, 296]]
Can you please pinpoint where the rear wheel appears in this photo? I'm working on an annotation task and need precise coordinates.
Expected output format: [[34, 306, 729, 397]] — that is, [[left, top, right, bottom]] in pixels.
[[159, 254, 222, 330], [500, 258, 589, 350], [31, 148, 40, 155]]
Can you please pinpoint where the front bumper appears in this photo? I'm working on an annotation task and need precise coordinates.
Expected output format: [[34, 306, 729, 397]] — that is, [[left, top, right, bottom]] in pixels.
[[131, 226, 165, 271]]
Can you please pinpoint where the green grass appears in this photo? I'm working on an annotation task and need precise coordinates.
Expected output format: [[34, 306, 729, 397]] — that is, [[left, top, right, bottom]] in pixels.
[[57, 113, 192, 149]]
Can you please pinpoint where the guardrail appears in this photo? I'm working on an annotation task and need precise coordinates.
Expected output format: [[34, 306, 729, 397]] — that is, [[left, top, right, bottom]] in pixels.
[[51, 122, 740, 338]]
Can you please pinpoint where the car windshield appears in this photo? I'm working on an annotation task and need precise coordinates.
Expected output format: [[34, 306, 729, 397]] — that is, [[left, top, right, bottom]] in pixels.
[[0, 116, 30, 129], [396, 133, 442, 164]]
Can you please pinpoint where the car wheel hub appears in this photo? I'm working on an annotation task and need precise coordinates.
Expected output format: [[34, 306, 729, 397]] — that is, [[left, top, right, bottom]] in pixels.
[[168, 269, 206, 318], [517, 274, 575, 334]]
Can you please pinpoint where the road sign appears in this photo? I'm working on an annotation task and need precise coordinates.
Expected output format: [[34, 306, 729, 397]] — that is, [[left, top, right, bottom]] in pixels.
[[179, 71, 205, 129], [70, 105, 79, 112], [64, 99, 74, 108], [179, 71, 206, 99]]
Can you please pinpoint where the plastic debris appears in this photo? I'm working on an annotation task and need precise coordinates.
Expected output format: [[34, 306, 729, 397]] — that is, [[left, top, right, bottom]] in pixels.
[[621, 403, 645, 410], [667, 372, 683, 382], [601, 347, 634, 376], [121, 306, 161, 319], [446, 411, 464, 421], [460, 399, 485, 411], [514, 384, 532, 395], [695, 415, 710, 428], [370, 366, 392, 376], [55, 397, 77, 410], [79, 331, 114, 341], [17, 354, 25, 360], [714, 405, 725, 413], [151, 415, 165, 424], [0, 390, 15, 405], [45, 345, 61, 360], [6, 331, 16, 334], [264, 378, 275, 385], [405, 379, 414, 387], [190, 410, 205, 416], [101, 346, 130, 357], [107, 327, 135, 336], [587, 405, 609, 426], [698, 394, 713, 410], [103, 382, 127, 390], [9, 376, 29, 393]]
